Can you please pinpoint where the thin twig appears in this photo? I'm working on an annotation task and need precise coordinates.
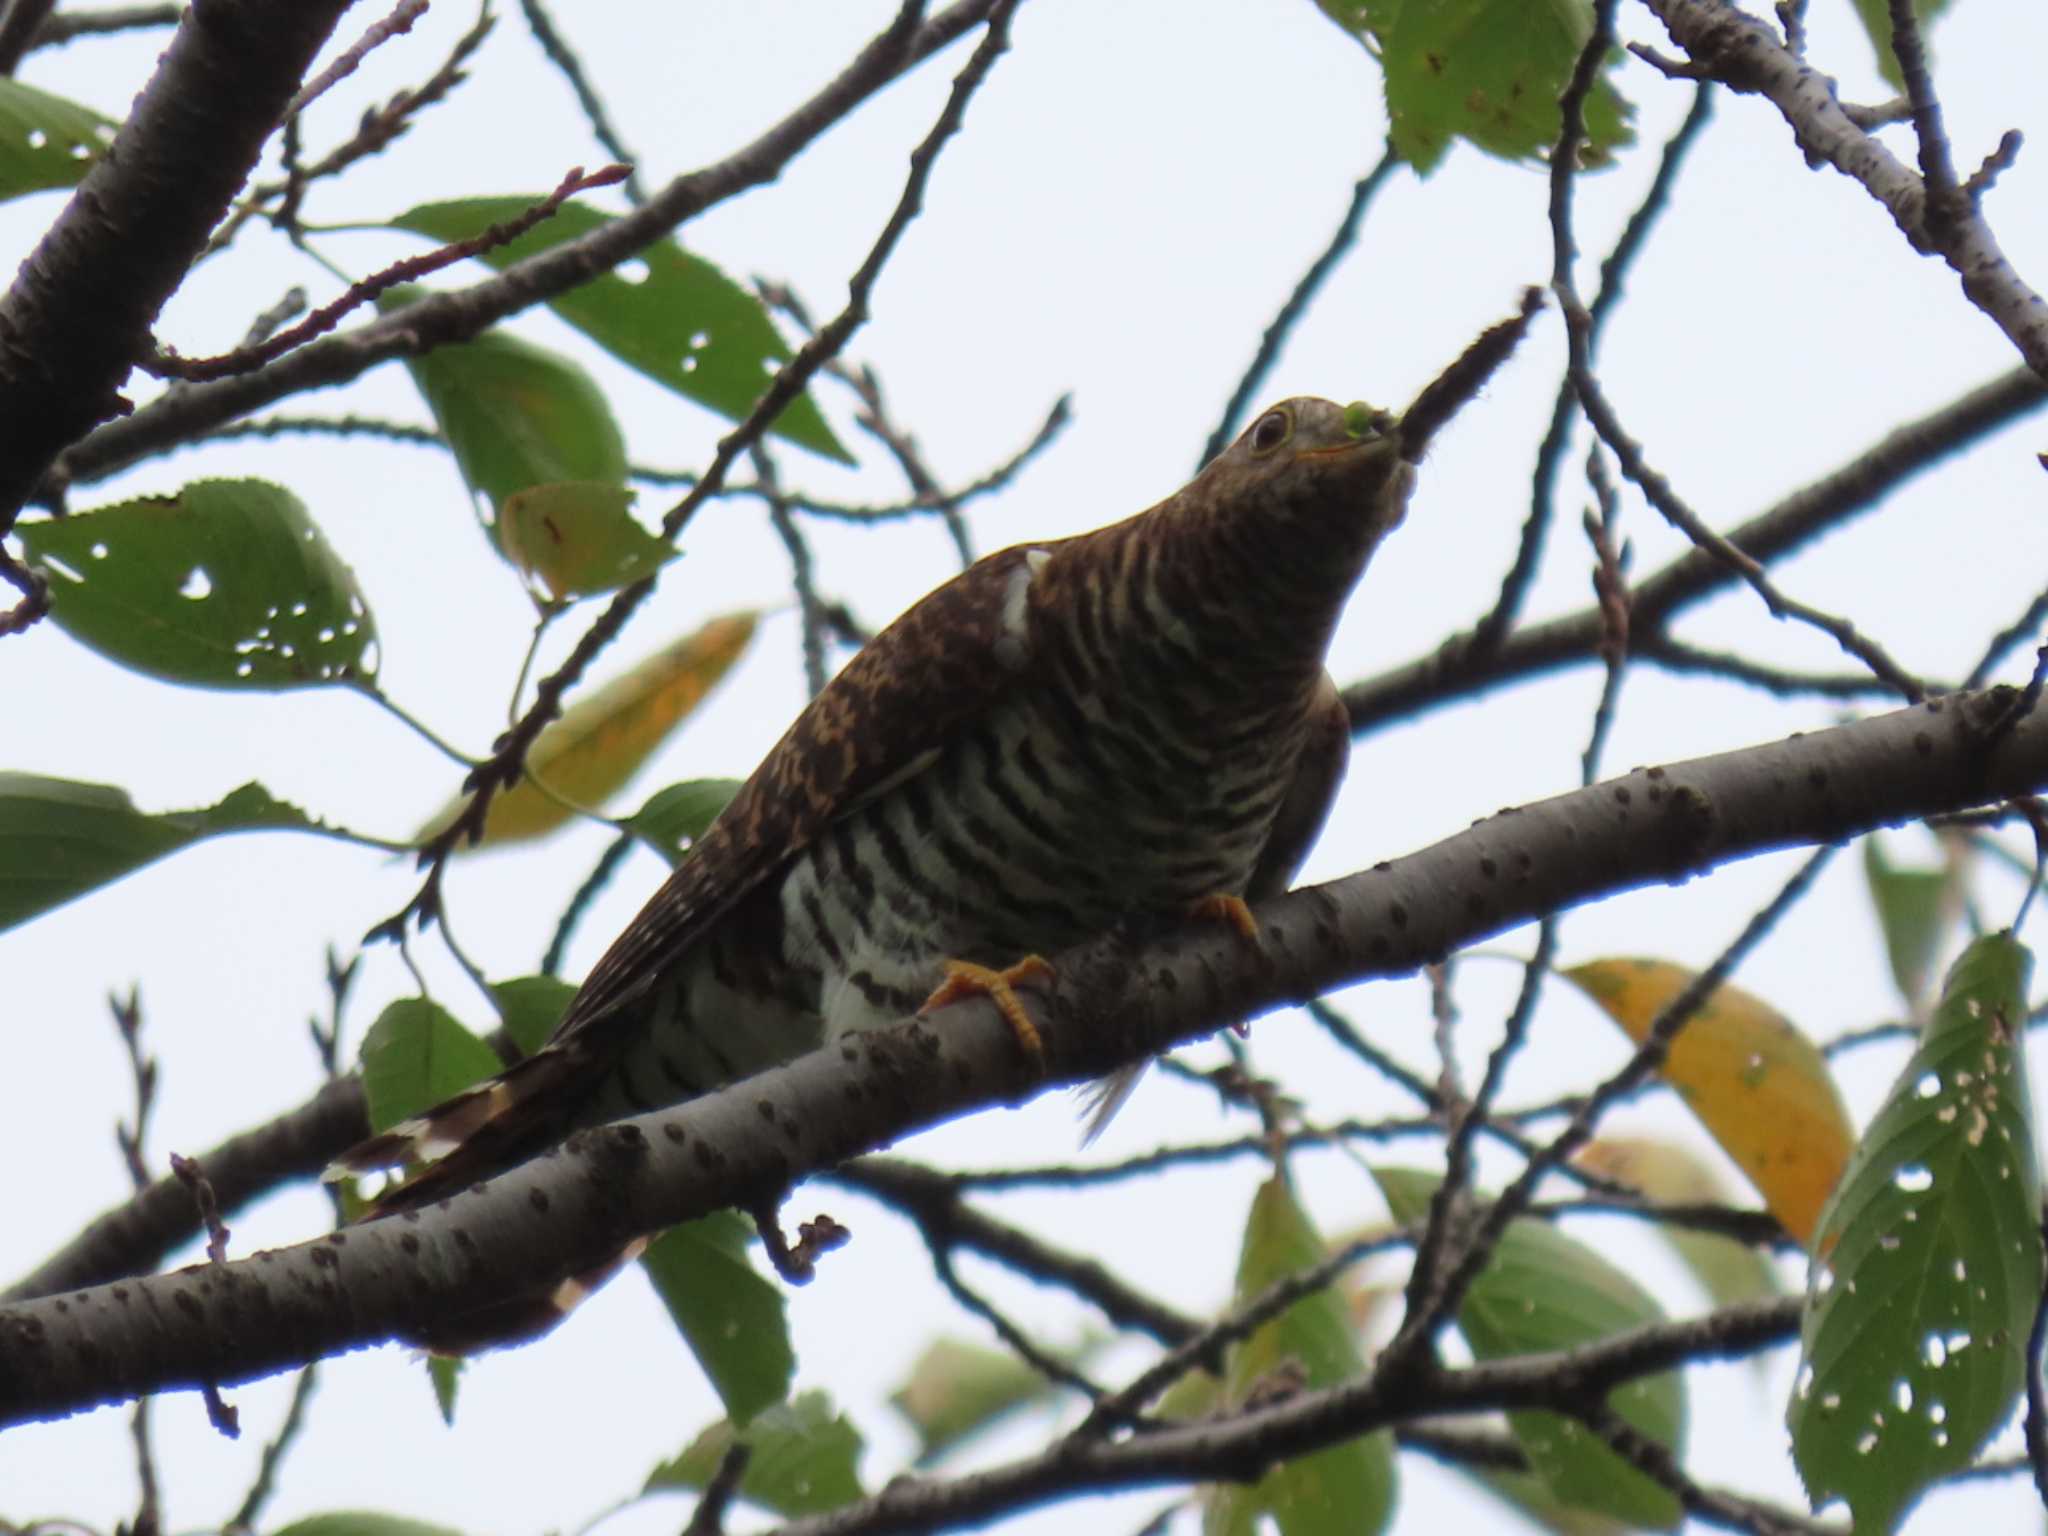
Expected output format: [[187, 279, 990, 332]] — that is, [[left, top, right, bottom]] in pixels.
[[756, 443, 832, 696], [370, 0, 1021, 947], [518, 0, 646, 205], [682, 1443, 751, 1536], [225, 1365, 320, 1534], [156, 164, 631, 381], [25, 3, 182, 54], [1469, 80, 1714, 659], [281, 0, 431, 120], [1433, 846, 1834, 1343], [1200, 141, 1401, 469], [544, 830, 637, 978]]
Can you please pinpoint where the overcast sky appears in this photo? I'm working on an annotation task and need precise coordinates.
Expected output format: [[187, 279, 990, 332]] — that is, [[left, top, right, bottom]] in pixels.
[[6, 2, 2048, 1532]]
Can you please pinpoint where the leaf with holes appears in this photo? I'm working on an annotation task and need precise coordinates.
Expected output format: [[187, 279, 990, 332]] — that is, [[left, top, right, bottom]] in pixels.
[[1321, 0, 1634, 175], [1204, 1173, 1396, 1536], [498, 481, 676, 601], [1565, 958, 1854, 1246], [400, 320, 628, 539], [0, 79, 115, 201], [627, 778, 745, 867], [1789, 932, 2042, 1536], [0, 773, 340, 934], [19, 480, 378, 689], [647, 1391, 864, 1515], [418, 614, 755, 849], [641, 1211, 795, 1428], [387, 199, 849, 463], [358, 999, 500, 1134], [1377, 1167, 1685, 1530]]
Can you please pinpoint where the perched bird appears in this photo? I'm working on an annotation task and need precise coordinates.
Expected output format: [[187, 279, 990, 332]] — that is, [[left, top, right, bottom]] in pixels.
[[338, 396, 1417, 1211]]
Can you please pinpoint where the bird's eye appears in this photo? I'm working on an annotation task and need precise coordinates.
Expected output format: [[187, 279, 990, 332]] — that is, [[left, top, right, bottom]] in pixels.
[[1249, 408, 1291, 455]]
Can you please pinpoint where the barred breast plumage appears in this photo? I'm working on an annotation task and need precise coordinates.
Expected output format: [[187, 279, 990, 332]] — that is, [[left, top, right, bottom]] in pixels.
[[337, 395, 1416, 1209]]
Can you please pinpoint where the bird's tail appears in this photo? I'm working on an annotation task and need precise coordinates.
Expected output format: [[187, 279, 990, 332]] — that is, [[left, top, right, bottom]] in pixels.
[[327, 1042, 601, 1216]]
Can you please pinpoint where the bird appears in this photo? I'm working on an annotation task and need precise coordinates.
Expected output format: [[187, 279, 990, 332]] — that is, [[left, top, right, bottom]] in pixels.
[[336, 395, 1417, 1220]]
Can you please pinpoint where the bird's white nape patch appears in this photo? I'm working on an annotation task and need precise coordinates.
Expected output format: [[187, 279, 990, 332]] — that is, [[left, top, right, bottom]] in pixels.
[[995, 548, 1049, 670]]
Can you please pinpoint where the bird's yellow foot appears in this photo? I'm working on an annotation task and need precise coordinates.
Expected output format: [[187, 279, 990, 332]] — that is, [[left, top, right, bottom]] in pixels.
[[920, 956, 1055, 1060], [1191, 892, 1259, 942]]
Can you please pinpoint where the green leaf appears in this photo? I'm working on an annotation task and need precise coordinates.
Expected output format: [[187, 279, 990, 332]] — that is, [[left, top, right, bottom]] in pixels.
[[428, 1355, 463, 1427], [1376, 1167, 1685, 1530], [1790, 933, 2043, 1536], [1849, 0, 1955, 90], [1331, 0, 1635, 175], [18, 480, 378, 689], [0, 79, 115, 201], [1206, 1173, 1396, 1536], [1461, 1452, 1633, 1536], [399, 322, 628, 537], [1575, 1138, 1784, 1313], [647, 1390, 864, 1515], [0, 773, 329, 934], [1862, 834, 1959, 1013], [387, 199, 850, 463], [627, 777, 745, 866], [271, 1517, 467, 1536], [498, 481, 676, 601], [358, 999, 501, 1134], [490, 975, 578, 1057], [641, 1210, 796, 1427], [889, 1337, 1063, 1463]]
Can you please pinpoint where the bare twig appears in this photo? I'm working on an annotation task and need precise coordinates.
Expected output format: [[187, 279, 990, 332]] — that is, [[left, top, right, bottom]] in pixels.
[[682, 1443, 751, 1536], [24, 3, 182, 54], [369, 0, 1022, 948], [518, 0, 646, 205], [156, 164, 631, 381], [1469, 80, 1715, 659], [109, 987, 157, 1192], [1200, 141, 1402, 468], [169, 1153, 230, 1264], [756, 443, 832, 697], [224, 1365, 320, 1534], [282, 0, 431, 120]]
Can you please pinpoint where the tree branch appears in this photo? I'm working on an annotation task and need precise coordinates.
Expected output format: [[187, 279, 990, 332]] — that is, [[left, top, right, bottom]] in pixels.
[[0, 0, 358, 523], [3, 688, 2045, 1424], [1640, 0, 2048, 379], [39, 0, 1008, 498], [1343, 365, 2046, 732]]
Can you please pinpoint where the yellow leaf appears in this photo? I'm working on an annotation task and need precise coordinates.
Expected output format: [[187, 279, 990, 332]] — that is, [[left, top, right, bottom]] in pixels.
[[421, 611, 756, 849], [1563, 959, 1855, 1246], [498, 481, 676, 601]]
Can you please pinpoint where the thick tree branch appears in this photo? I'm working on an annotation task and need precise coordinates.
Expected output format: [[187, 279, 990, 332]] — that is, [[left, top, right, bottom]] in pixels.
[[0, 0, 359, 523], [39, 0, 1007, 498], [4, 1076, 367, 1303], [1343, 365, 2046, 732], [756, 1299, 1800, 1536], [1640, 0, 2048, 379], [3, 689, 2045, 1425]]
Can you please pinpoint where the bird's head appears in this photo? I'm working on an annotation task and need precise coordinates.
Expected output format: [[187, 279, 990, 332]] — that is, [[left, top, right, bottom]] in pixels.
[[1188, 396, 1416, 582]]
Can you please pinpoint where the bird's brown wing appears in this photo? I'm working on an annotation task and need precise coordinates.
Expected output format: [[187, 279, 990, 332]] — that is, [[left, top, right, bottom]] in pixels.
[[332, 539, 1066, 1197], [552, 537, 1062, 1045]]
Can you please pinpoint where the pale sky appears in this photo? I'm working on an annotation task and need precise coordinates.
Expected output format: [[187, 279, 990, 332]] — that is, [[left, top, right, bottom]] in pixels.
[[6, 2, 2048, 1532]]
